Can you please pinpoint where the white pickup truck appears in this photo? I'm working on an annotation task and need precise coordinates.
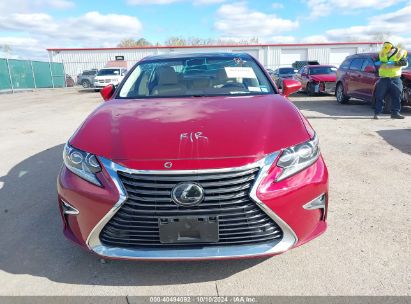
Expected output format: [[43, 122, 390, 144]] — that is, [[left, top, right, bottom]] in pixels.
[[94, 67, 127, 90]]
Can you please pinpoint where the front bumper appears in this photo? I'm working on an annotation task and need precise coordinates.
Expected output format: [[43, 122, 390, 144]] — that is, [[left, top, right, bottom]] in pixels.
[[313, 81, 336, 94], [94, 81, 119, 88], [57, 152, 328, 260]]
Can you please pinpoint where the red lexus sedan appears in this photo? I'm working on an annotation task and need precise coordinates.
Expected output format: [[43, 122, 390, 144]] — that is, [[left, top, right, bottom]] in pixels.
[[57, 53, 329, 260]]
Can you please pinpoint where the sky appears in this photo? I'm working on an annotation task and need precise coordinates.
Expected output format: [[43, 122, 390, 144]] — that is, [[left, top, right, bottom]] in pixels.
[[0, 0, 411, 60]]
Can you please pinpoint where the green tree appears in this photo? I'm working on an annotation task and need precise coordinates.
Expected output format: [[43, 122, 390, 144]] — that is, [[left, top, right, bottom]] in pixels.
[[164, 37, 187, 46], [117, 38, 152, 47], [135, 38, 152, 46]]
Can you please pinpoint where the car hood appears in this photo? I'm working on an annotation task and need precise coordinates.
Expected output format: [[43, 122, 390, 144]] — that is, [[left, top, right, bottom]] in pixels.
[[70, 95, 311, 169], [95, 75, 121, 79], [310, 74, 336, 82]]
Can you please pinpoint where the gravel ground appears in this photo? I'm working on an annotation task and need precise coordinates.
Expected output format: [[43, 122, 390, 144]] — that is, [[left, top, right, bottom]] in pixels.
[[0, 89, 410, 296]]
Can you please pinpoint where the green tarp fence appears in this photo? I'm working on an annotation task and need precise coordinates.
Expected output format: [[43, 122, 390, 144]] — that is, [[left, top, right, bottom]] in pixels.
[[0, 58, 65, 92]]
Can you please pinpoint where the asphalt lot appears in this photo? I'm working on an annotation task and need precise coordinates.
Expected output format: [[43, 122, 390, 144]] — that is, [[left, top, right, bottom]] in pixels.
[[0, 88, 410, 296]]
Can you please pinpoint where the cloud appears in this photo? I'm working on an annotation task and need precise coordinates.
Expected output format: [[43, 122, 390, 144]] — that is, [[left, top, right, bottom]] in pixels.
[[0, 11, 143, 59], [301, 35, 330, 43], [127, 0, 180, 4], [48, 0, 75, 9], [214, 2, 298, 38], [323, 4, 411, 46], [127, 0, 226, 5], [271, 3, 284, 9], [0, 0, 74, 14], [269, 36, 296, 43], [306, 0, 405, 18], [0, 37, 48, 60], [194, 0, 226, 4]]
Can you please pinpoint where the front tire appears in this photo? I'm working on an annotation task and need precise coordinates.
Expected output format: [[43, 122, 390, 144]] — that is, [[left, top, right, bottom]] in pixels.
[[336, 83, 349, 104], [307, 82, 316, 96], [81, 80, 91, 88]]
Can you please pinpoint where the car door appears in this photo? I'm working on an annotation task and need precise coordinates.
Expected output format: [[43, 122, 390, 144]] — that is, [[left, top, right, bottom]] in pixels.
[[358, 58, 378, 101], [346, 58, 365, 98]]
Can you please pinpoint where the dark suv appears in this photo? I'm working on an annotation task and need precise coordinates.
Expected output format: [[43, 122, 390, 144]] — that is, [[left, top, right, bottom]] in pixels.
[[335, 52, 411, 113], [292, 60, 319, 70], [77, 69, 98, 88]]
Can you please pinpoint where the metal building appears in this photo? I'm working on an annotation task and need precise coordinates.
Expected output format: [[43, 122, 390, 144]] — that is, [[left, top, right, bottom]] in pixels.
[[47, 42, 381, 78]]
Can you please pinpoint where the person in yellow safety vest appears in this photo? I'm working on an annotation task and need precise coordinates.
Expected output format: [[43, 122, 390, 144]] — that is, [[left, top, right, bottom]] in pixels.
[[374, 41, 408, 119]]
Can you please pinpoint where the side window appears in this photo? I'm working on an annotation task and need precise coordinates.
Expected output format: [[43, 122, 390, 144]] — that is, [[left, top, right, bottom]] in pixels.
[[361, 59, 374, 71], [339, 59, 352, 70], [349, 58, 365, 71]]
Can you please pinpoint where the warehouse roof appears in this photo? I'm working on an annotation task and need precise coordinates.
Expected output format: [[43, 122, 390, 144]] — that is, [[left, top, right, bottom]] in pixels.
[[47, 42, 381, 52]]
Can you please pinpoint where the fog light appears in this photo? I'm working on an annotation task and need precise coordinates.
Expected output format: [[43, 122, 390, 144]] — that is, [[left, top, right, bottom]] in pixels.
[[61, 199, 79, 215], [303, 194, 326, 210]]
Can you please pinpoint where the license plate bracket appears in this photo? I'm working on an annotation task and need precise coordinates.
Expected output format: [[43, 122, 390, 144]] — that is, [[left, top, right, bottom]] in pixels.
[[159, 216, 219, 244]]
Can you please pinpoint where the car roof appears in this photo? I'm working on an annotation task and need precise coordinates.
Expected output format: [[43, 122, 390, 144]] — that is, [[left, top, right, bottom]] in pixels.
[[348, 50, 411, 59], [306, 65, 336, 68], [348, 52, 378, 58], [141, 52, 253, 61]]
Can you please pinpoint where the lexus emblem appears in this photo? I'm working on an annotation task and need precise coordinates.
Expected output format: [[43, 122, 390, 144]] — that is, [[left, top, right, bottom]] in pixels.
[[171, 183, 204, 207]]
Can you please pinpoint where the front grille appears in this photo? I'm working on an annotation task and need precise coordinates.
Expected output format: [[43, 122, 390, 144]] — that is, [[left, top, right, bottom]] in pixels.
[[100, 168, 283, 248]]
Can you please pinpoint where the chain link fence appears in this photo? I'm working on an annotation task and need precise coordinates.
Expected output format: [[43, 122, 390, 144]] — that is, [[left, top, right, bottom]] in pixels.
[[0, 58, 66, 93]]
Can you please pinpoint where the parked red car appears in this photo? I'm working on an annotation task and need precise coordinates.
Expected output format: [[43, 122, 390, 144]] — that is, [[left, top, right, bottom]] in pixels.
[[335, 52, 411, 113], [294, 65, 337, 96], [57, 53, 328, 260]]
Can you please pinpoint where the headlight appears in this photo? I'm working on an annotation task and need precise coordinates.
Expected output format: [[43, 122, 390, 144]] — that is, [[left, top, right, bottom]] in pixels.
[[63, 143, 102, 186], [276, 134, 320, 181]]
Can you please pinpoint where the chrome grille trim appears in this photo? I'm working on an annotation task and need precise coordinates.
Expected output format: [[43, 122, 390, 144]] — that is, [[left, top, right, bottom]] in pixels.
[[86, 153, 298, 260]]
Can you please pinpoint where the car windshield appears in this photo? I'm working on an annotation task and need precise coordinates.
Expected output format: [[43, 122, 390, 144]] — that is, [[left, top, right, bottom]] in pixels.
[[309, 66, 337, 75], [97, 69, 120, 76], [279, 68, 296, 74], [118, 55, 274, 98]]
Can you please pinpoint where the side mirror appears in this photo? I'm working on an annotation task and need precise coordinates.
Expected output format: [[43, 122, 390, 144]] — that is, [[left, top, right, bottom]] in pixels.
[[100, 84, 115, 101], [364, 65, 376, 73], [282, 79, 302, 97]]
